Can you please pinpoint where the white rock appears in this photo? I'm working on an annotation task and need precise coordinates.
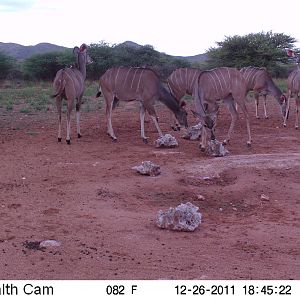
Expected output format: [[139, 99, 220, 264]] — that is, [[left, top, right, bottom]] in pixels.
[[132, 161, 161, 176], [156, 202, 202, 231], [183, 122, 203, 140], [205, 140, 229, 157], [39, 240, 61, 247], [154, 134, 178, 148], [260, 194, 270, 201]]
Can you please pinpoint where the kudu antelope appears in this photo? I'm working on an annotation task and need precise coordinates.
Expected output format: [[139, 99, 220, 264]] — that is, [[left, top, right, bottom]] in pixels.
[[167, 68, 201, 130], [96, 67, 188, 142], [192, 67, 251, 150], [51, 44, 91, 144], [240, 66, 287, 119], [284, 50, 300, 128]]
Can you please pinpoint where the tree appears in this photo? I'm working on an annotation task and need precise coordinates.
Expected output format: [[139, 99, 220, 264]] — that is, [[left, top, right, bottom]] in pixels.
[[0, 52, 16, 80], [23, 50, 73, 80], [205, 31, 297, 77]]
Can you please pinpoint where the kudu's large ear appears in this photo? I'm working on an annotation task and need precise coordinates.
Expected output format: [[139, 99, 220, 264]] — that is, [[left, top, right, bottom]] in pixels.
[[73, 46, 80, 55], [79, 43, 87, 52]]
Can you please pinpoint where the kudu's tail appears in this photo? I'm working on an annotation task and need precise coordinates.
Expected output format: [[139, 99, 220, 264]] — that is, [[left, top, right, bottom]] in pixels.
[[51, 71, 66, 98]]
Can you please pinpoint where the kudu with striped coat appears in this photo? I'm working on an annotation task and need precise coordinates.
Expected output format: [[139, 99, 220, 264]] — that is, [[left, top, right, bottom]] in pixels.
[[167, 68, 201, 130], [284, 49, 300, 128], [96, 67, 188, 142], [51, 44, 91, 144], [240, 66, 287, 119], [192, 67, 251, 150]]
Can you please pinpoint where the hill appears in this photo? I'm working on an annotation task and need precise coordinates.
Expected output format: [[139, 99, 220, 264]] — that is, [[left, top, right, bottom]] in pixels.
[[0, 41, 207, 63], [0, 42, 69, 60]]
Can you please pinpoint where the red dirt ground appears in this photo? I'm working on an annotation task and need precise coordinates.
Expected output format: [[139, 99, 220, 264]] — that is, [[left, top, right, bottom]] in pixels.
[[0, 97, 299, 280]]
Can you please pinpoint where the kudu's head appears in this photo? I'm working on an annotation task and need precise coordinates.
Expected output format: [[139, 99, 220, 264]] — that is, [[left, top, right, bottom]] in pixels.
[[279, 94, 288, 118], [192, 102, 218, 140], [175, 101, 188, 128], [73, 44, 92, 77]]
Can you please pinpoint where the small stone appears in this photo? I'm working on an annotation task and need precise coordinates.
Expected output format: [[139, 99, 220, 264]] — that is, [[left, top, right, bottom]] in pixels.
[[260, 194, 270, 201], [205, 139, 229, 157], [132, 161, 161, 176], [154, 134, 178, 148], [197, 194, 205, 200], [39, 240, 61, 247], [182, 122, 203, 140]]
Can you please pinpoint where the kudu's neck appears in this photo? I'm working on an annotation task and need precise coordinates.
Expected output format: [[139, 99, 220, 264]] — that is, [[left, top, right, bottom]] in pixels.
[[77, 55, 87, 80], [159, 86, 181, 113], [267, 79, 283, 104]]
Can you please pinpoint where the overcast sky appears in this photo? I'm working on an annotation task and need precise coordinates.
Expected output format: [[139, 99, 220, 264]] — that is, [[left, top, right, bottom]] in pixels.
[[1, 0, 299, 56]]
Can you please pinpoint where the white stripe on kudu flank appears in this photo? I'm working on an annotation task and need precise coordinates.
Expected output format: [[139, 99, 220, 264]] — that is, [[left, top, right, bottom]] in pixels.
[[123, 67, 132, 88], [208, 72, 218, 94], [136, 69, 144, 93], [130, 68, 139, 89], [213, 69, 224, 92], [115, 67, 121, 89], [190, 70, 198, 92], [219, 69, 228, 90], [180, 69, 184, 86]]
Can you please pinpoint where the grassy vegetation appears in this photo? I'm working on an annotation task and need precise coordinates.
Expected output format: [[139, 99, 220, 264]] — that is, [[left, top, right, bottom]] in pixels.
[[0, 80, 102, 114], [0, 78, 288, 114]]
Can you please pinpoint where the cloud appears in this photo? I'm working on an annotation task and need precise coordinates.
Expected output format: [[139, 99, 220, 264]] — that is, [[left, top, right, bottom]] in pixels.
[[0, 0, 36, 12]]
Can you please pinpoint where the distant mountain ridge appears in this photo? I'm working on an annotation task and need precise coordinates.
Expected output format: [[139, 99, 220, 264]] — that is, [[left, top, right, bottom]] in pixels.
[[0, 42, 69, 60], [0, 41, 207, 62]]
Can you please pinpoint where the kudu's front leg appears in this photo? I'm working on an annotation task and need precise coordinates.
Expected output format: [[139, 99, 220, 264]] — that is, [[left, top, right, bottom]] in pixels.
[[139, 103, 149, 143], [106, 97, 117, 142], [56, 97, 62, 143]]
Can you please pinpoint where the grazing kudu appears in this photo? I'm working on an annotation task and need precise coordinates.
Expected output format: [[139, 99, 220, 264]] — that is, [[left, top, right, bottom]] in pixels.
[[240, 66, 287, 119], [51, 44, 91, 144], [96, 67, 188, 142], [284, 50, 300, 128], [192, 67, 251, 150], [167, 68, 202, 130]]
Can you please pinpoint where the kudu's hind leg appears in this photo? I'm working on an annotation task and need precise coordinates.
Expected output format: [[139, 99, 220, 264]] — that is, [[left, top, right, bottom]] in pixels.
[[66, 101, 73, 144], [223, 96, 238, 145], [76, 100, 82, 138], [263, 94, 268, 119], [295, 97, 299, 129], [56, 97, 62, 142], [139, 103, 149, 143], [237, 99, 252, 146], [283, 91, 291, 127], [105, 96, 117, 142]]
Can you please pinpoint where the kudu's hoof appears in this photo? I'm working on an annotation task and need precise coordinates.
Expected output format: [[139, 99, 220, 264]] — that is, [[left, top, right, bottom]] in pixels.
[[66, 139, 71, 145], [58, 137, 62, 143], [171, 126, 178, 131], [142, 138, 148, 144], [222, 140, 229, 145], [283, 123, 287, 127], [246, 141, 252, 147], [265, 116, 269, 119], [78, 133, 82, 138], [295, 126, 299, 130], [199, 144, 206, 152], [111, 137, 117, 143]]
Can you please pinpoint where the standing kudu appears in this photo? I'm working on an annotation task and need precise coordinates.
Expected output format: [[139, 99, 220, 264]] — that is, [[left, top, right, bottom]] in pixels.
[[284, 50, 300, 128], [240, 66, 287, 119], [96, 67, 188, 142], [192, 67, 251, 150], [167, 68, 202, 130], [283, 67, 300, 129], [51, 44, 91, 144]]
